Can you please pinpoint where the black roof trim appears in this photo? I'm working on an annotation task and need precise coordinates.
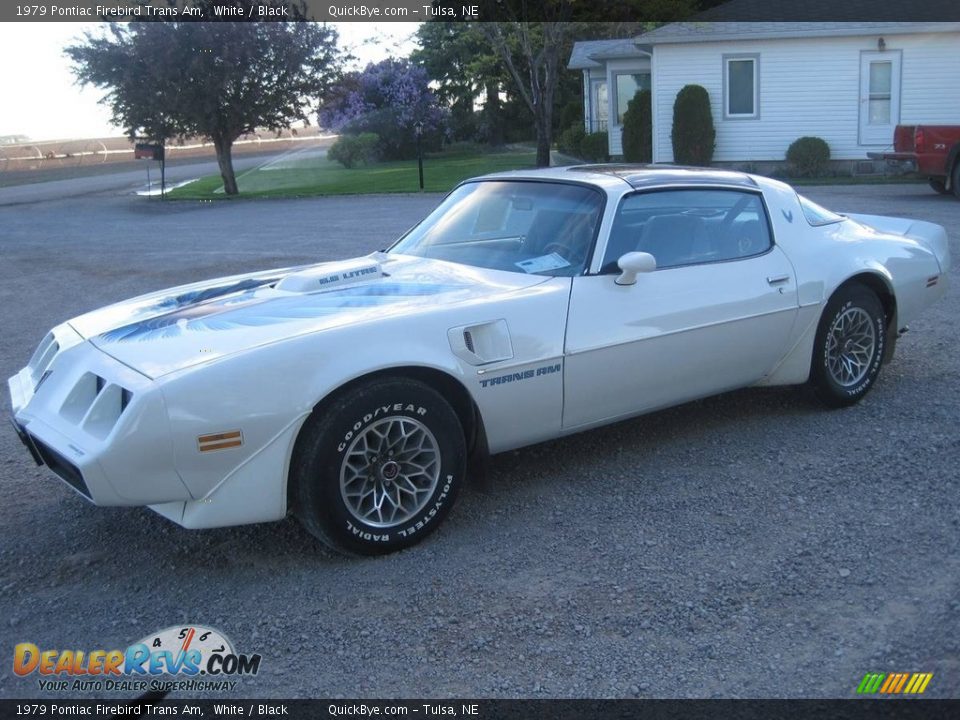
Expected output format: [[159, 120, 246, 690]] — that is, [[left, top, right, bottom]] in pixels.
[[568, 164, 759, 189]]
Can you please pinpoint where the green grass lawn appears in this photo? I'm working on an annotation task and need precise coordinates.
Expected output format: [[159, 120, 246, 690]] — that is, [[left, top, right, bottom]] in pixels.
[[168, 148, 537, 200], [166, 145, 926, 200], [778, 173, 926, 186]]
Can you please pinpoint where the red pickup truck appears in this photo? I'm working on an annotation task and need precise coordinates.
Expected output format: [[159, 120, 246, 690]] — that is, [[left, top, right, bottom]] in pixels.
[[869, 125, 960, 198]]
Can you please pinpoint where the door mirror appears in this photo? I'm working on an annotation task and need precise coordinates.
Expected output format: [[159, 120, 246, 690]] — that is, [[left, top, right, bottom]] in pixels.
[[615, 251, 656, 286]]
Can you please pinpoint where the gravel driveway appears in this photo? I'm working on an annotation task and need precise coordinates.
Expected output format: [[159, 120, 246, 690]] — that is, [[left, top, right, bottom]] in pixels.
[[0, 181, 957, 699]]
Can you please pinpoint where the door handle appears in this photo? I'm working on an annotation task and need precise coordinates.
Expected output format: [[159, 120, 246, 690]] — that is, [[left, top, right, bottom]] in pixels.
[[767, 274, 790, 285]]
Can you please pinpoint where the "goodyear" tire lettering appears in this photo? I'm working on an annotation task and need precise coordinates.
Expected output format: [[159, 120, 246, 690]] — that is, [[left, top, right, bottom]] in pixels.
[[337, 404, 428, 452]]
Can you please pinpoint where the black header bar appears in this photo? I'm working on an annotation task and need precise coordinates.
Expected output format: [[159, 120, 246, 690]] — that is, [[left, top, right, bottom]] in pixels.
[[2, 0, 959, 23], [1, 699, 960, 719]]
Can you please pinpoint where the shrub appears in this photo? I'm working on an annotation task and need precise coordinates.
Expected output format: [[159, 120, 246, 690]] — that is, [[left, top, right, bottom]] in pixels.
[[557, 124, 586, 157], [621, 89, 652, 163], [579, 131, 609, 162], [328, 133, 380, 169], [671, 84, 715, 166], [786, 136, 831, 177]]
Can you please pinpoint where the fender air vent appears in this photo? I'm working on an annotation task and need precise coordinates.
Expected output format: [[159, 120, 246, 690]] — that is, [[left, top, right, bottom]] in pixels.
[[448, 320, 513, 366]]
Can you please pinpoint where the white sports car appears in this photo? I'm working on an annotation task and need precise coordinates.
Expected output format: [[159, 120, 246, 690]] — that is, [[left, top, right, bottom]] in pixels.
[[8, 166, 950, 554]]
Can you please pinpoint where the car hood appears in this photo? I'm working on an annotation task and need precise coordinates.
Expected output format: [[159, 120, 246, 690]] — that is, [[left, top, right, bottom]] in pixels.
[[71, 254, 552, 379]]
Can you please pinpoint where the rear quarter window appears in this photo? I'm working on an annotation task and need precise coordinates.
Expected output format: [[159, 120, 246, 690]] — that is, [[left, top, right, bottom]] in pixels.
[[798, 195, 845, 226]]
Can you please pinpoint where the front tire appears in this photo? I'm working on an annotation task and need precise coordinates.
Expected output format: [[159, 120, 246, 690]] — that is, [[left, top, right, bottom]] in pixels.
[[928, 178, 948, 195], [292, 378, 466, 555], [952, 161, 960, 200], [809, 284, 886, 408]]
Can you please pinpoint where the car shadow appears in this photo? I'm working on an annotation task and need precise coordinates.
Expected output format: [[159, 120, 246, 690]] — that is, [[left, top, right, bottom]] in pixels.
[[32, 384, 823, 578]]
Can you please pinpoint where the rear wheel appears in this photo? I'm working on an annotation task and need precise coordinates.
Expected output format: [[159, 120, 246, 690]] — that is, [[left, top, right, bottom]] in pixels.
[[810, 284, 886, 408], [928, 178, 948, 195], [292, 378, 466, 555], [952, 161, 960, 199]]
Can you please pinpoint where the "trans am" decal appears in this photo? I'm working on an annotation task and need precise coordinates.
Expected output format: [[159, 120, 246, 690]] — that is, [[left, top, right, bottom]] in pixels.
[[479, 363, 561, 388]]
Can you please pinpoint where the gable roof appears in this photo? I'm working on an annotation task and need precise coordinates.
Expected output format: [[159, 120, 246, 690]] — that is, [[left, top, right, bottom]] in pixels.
[[567, 38, 648, 70], [636, 21, 960, 46], [680, 0, 959, 22]]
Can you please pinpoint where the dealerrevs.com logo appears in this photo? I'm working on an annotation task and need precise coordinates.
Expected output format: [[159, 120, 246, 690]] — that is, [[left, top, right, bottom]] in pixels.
[[13, 625, 262, 693]]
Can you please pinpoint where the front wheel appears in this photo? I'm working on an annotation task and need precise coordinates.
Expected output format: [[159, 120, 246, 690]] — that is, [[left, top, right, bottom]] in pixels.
[[952, 161, 960, 200], [292, 378, 466, 555], [928, 178, 948, 195], [809, 284, 886, 408]]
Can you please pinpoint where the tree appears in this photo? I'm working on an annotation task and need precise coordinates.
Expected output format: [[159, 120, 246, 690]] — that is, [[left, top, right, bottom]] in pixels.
[[412, 23, 507, 145], [473, 1, 697, 167], [67, 18, 340, 195], [479, 19, 571, 167], [318, 59, 446, 161], [621, 89, 652, 163]]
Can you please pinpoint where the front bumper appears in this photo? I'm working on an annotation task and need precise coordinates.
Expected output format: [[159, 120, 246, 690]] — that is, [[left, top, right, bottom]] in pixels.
[[8, 331, 193, 507], [10, 415, 91, 498], [9, 415, 43, 467]]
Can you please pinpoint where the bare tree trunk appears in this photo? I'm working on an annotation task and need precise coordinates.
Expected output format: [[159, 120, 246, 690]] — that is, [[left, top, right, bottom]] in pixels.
[[535, 119, 551, 167], [479, 22, 565, 168], [213, 135, 238, 195], [485, 82, 503, 146]]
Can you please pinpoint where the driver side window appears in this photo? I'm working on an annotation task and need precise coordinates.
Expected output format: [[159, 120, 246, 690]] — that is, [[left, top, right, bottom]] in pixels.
[[602, 189, 772, 272]]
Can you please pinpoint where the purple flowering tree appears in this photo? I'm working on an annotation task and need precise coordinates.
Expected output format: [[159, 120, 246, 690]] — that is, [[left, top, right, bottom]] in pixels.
[[319, 59, 447, 160]]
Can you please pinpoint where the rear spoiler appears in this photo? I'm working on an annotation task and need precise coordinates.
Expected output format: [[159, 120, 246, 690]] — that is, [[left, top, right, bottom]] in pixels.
[[845, 213, 950, 274]]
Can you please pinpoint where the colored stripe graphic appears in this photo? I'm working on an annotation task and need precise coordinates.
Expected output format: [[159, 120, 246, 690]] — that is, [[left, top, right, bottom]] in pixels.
[[198, 430, 243, 452], [904, 673, 933, 694], [857, 672, 932, 695], [857, 673, 885, 694], [893, 673, 910, 693]]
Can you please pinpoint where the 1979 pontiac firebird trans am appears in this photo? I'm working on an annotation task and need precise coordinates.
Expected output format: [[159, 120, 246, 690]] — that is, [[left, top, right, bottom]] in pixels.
[[8, 166, 950, 554]]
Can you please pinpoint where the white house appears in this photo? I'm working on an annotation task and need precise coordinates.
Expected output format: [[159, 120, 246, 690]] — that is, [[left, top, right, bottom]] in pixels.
[[569, 21, 960, 167], [568, 39, 650, 157]]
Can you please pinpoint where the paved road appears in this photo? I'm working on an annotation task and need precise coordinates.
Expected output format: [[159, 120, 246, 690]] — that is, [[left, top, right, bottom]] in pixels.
[[0, 141, 331, 206], [0, 181, 957, 700]]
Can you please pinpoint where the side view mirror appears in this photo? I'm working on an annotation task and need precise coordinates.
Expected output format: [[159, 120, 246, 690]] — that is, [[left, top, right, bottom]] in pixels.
[[615, 251, 657, 286]]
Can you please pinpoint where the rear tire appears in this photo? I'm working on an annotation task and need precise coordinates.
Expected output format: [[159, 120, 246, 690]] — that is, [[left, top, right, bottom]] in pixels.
[[952, 161, 960, 199], [809, 284, 886, 408], [928, 178, 948, 195], [292, 378, 465, 555]]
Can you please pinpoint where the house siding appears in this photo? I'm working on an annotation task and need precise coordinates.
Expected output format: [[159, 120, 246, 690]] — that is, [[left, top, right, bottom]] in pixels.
[[652, 32, 960, 163]]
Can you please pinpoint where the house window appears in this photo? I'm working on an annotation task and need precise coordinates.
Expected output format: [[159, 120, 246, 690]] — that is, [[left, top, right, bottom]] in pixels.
[[724, 55, 759, 119], [868, 61, 892, 124], [613, 72, 651, 125]]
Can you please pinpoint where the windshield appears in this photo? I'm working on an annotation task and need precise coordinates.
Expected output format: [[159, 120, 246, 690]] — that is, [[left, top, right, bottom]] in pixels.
[[389, 180, 604, 276], [797, 194, 845, 226]]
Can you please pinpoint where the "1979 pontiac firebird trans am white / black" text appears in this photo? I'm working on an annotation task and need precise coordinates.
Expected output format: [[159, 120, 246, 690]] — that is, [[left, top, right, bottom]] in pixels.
[[8, 166, 950, 554]]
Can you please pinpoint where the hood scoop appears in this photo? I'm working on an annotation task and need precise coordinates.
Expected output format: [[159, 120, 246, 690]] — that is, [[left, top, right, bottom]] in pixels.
[[275, 258, 384, 294]]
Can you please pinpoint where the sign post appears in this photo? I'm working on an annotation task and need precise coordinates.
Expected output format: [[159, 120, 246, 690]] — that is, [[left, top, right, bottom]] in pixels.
[[414, 120, 424, 191], [134, 142, 166, 198]]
